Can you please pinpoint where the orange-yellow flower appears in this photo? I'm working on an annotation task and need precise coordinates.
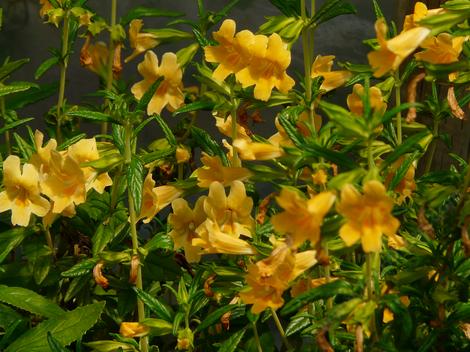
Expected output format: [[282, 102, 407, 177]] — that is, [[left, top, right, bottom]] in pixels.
[[271, 187, 335, 248], [415, 33, 467, 64], [346, 83, 387, 116], [125, 19, 159, 63], [367, 19, 430, 77], [204, 19, 256, 81], [168, 197, 206, 263], [80, 37, 109, 78], [131, 51, 184, 115], [384, 156, 416, 204], [311, 55, 352, 92], [402, 2, 444, 32], [0, 156, 50, 226], [215, 114, 251, 141], [120, 322, 150, 337], [336, 180, 400, 253], [236, 33, 295, 101], [239, 243, 317, 314], [232, 138, 284, 161], [39, 0, 54, 18], [195, 153, 251, 188]]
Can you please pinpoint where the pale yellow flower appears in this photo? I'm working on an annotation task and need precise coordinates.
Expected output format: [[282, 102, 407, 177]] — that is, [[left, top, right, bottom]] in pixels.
[[120, 322, 150, 337], [336, 180, 400, 253], [40, 150, 87, 214], [67, 138, 112, 194], [203, 181, 254, 238], [153, 185, 183, 214], [196, 153, 251, 188], [204, 19, 255, 81], [125, 19, 159, 63], [368, 19, 430, 77], [137, 172, 159, 223], [402, 2, 444, 32], [271, 187, 335, 248], [29, 130, 57, 175], [193, 218, 256, 255], [131, 51, 184, 115], [311, 55, 352, 92], [239, 243, 316, 314], [168, 197, 206, 263], [415, 33, 467, 64], [346, 83, 387, 116], [233, 138, 284, 161], [215, 114, 251, 141], [0, 156, 50, 226], [236, 33, 295, 101]]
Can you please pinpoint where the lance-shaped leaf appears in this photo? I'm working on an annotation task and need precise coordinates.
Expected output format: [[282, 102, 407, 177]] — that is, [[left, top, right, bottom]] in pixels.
[[121, 7, 184, 25], [127, 156, 145, 214], [0, 58, 29, 81]]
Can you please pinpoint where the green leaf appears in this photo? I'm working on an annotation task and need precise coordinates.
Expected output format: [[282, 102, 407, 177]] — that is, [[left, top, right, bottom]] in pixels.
[[135, 77, 164, 113], [191, 126, 228, 165], [47, 332, 70, 352], [140, 146, 176, 164], [154, 114, 176, 146], [0, 117, 34, 135], [35, 57, 59, 80], [92, 220, 128, 257], [121, 7, 184, 25], [172, 311, 185, 335], [0, 82, 36, 97], [387, 151, 420, 191], [0, 285, 65, 318], [66, 110, 118, 124], [311, 0, 357, 26], [5, 82, 58, 110], [277, 106, 306, 147], [218, 327, 246, 352], [172, 100, 215, 116], [441, 0, 470, 11], [61, 258, 99, 278], [133, 287, 174, 322], [142, 318, 173, 336], [84, 340, 138, 352], [144, 233, 173, 251], [145, 28, 193, 42], [328, 168, 367, 190], [127, 156, 145, 213], [303, 143, 358, 170], [285, 314, 311, 336], [0, 58, 29, 81], [280, 280, 354, 316], [371, 0, 385, 19], [13, 132, 35, 160], [268, 0, 301, 16], [196, 305, 240, 332], [6, 302, 105, 352], [319, 100, 369, 139], [447, 302, 470, 323], [382, 131, 432, 168], [0, 227, 34, 264], [58, 133, 86, 151]]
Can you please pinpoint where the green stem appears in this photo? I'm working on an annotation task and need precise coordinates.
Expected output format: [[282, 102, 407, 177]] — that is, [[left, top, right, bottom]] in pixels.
[[270, 309, 293, 351], [0, 97, 10, 155], [230, 98, 240, 167], [56, 11, 70, 144], [394, 71, 402, 145], [365, 253, 378, 341], [124, 123, 148, 352], [103, 0, 118, 135], [367, 139, 374, 171], [301, 0, 316, 135], [252, 322, 263, 352], [44, 226, 55, 258], [424, 117, 439, 173]]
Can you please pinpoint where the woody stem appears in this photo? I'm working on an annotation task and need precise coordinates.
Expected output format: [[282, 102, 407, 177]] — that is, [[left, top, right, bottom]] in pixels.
[[103, 0, 118, 135], [56, 11, 70, 144], [124, 123, 148, 352], [270, 308, 293, 351]]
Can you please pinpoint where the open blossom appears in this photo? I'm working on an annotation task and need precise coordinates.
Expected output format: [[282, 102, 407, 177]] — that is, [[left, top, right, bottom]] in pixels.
[[367, 19, 430, 77], [29, 130, 57, 175], [195, 153, 251, 188], [215, 114, 251, 141], [402, 2, 444, 32], [125, 19, 159, 63], [120, 322, 150, 338], [131, 51, 184, 115], [415, 33, 467, 64], [347, 83, 387, 116], [239, 242, 317, 314], [169, 197, 206, 263], [336, 180, 400, 253], [233, 138, 284, 161], [236, 33, 295, 101], [311, 55, 352, 92], [0, 156, 50, 226], [271, 187, 336, 248]]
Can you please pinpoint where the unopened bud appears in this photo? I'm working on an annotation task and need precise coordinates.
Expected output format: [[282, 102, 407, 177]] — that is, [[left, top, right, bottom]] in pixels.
[[93, 261, 109, 289], [129, 255, 139, 284], [120, 322, 149, 337]]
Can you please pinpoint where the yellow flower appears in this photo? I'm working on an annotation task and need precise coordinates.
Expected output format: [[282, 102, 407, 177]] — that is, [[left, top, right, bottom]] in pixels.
[[29, 130, 57, 174], [131, 51, 184, 115], [233, 138, 283, 161], [311, 55, 352, 92], [402, 2, 444, 32], [271, 188, 335, 248], [204, 19, 255, 81], [125, 19, 159, 63], [80, 37, 109, 78], [236, 33, 295, 101], [346, 83, 387, 116], [196, 153, 251, 188], [215, 114, 251, 141], [169, 197, 206, 263], [0, 156, 50, 226], [239, 243, 317, 314], [175, 146, 191, 164], [336, 180, 400, 253], [67, 138, 112, 194], [415, 33, 467, 64], [193, 218, 256, 255], [40, 151, 87, 214], [153, 185, 183, 214], [39, 0, 54, 18], [312, 169, 328, 186], [203, 181, 254, 237], [367, 19, 430, 77], [119, 322, 150, 337]]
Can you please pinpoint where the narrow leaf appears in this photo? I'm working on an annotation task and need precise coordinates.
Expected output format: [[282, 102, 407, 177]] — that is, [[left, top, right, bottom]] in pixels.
[[6, 82, 58, 110], [61, 258, 99, 278], [0, 58, 29, 81], [133, 287, 174, 322], [154, 114, 176, 146], [218, 328, 246, 352], [0, 118, 34, 135], [121, 7, 184, 25], [35, 57, 59, 80], [0, 82, 36, 97], [136, 77, 164, 113], [172, 100, 215, 116], [127, 156, 145, 214], [196, 305, 240, 332], [66, 110, 118, 124], [47, 332, 70, 352], [0, 227, 34, 264], [191, 126, 228, 165]]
